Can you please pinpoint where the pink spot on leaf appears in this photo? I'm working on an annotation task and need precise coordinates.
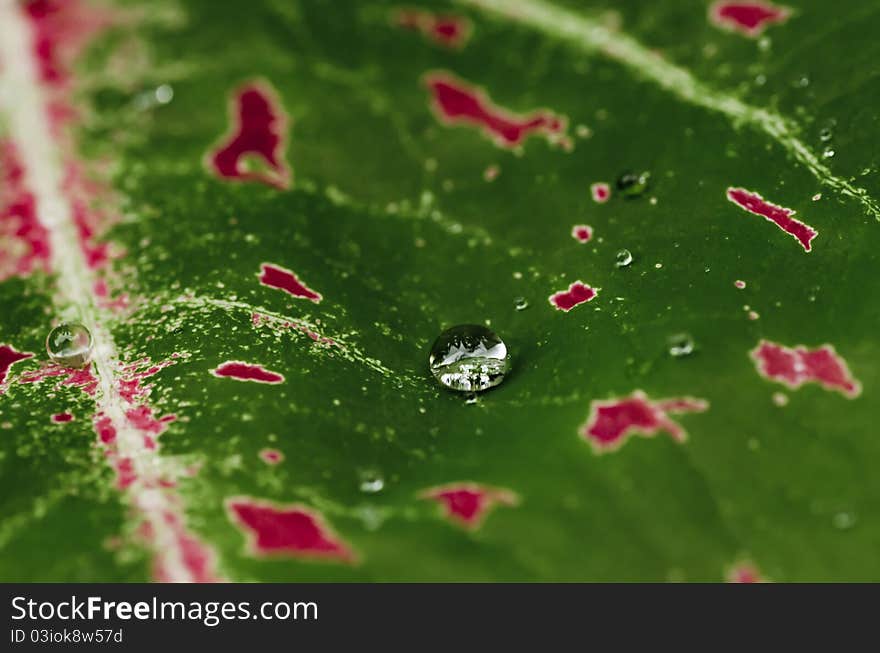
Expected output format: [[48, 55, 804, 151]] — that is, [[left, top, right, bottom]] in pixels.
[[208, 82, 291, 189], [549, 281, 598, 312], [750, 340, 861, 398], [395, 9, 471, 48], [710, 2, 790, 37], [571, 224, 593, 243], [211, 361, 285, 384], [425, 72, 570, 150], [420, 483, 518, 530], [259, 448, 284, 465], [94, 413, 116, 444], [590, 182, 610, 203], [0, 140, 51, 281], [728, 562, 764, 583], [226, 497, 355, 563], [257, 262, 322, 302], [727, 187, 816, 252], [727, 188, 819, 252], [581, 391, 709, 453], [0, 344, 34, 389], [18, 362, 99, 396]]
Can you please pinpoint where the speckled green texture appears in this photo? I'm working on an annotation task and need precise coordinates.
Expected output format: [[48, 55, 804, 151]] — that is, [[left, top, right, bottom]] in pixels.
[[2, 0, 879, 581]]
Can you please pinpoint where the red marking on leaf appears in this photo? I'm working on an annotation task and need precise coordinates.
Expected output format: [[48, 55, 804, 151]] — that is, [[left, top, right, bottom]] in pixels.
[[24, 0, 112, 88], [19, 363, 99, 396], [0, 345, 34, 389], [590, 182, 610, 203], [571, 224, 593, 243], [257, 262, 322, 302], [549, 281, 598, 312], [51, 412, 73, 423], [0, 140, 51, 281], [150, 511, 220, 583], [420, 483, 519, 530], [208, 82, 291, 189], [425, 72, 570, 150], [251, 312, 336, 346], [750, 340, 861, 398], [94, 413, 116, 444], [727, 562, 763, 583], [226, 497, 355, 563], [115, 457, 137, 490], [395, 9, 471, 48], [727, 187, 816, 251], [211, 361, 285, 384], [710, 2, 790, 37], [126, 405, 176, 434], [581, 391, 709, 453], [259, 448, 284, 465]]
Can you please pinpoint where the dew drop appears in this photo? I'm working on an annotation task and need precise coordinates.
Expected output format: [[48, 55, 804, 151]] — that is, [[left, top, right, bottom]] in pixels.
[[514, 297, 529, 311], [819, 127, 833, 142], [428, 324, 510, 393], [616, 170, 651, 198], [822, 147, 835, 159], [155, 84, 174, 104], [832, 511, 857, 531], [615, 249, 633, 268], [358, 468, 385, 494], [46, 323, 93, 368], [667, 333, 695, 358]]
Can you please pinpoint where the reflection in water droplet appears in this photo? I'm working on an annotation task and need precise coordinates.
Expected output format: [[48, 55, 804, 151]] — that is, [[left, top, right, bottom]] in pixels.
[[514, 297, 529, 311], [668, 333, 695, 358], [358, 468, 385, 494], [616, 170, 651, 198], [832, 512, 856, 530], [46, 323, 93, 368], [429, 324, 510, 393], [615, 249, 633, 268]]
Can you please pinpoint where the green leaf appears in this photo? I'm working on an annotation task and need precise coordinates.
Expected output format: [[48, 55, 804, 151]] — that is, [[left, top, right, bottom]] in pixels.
[[1, 0, 878, 582]]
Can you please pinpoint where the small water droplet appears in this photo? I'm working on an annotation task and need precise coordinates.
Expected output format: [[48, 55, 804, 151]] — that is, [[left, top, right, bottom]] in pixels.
[[819, 127, 833, 142], [616, 170, 651, 198], [667, 333, 695, 358], [822, 147, 835, 158], [155, 84, 173, 104], [428, 324, 510, 393], [832, 512, 856, 531], [358, 468, 385, 494], [514, 297, 529, 311], [465, 393, 478, 405], [46, 323, 92, 368], [615, 249, 633, 268]]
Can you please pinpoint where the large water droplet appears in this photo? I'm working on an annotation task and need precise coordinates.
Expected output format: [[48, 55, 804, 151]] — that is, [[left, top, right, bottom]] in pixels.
[[46, 323, 92, 368], [428, 324, 510, 393], [616, 170, 651, 198], [615, 249, 633, 268], [667, 333, 695, 357], [358, 468, 385, 494]]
